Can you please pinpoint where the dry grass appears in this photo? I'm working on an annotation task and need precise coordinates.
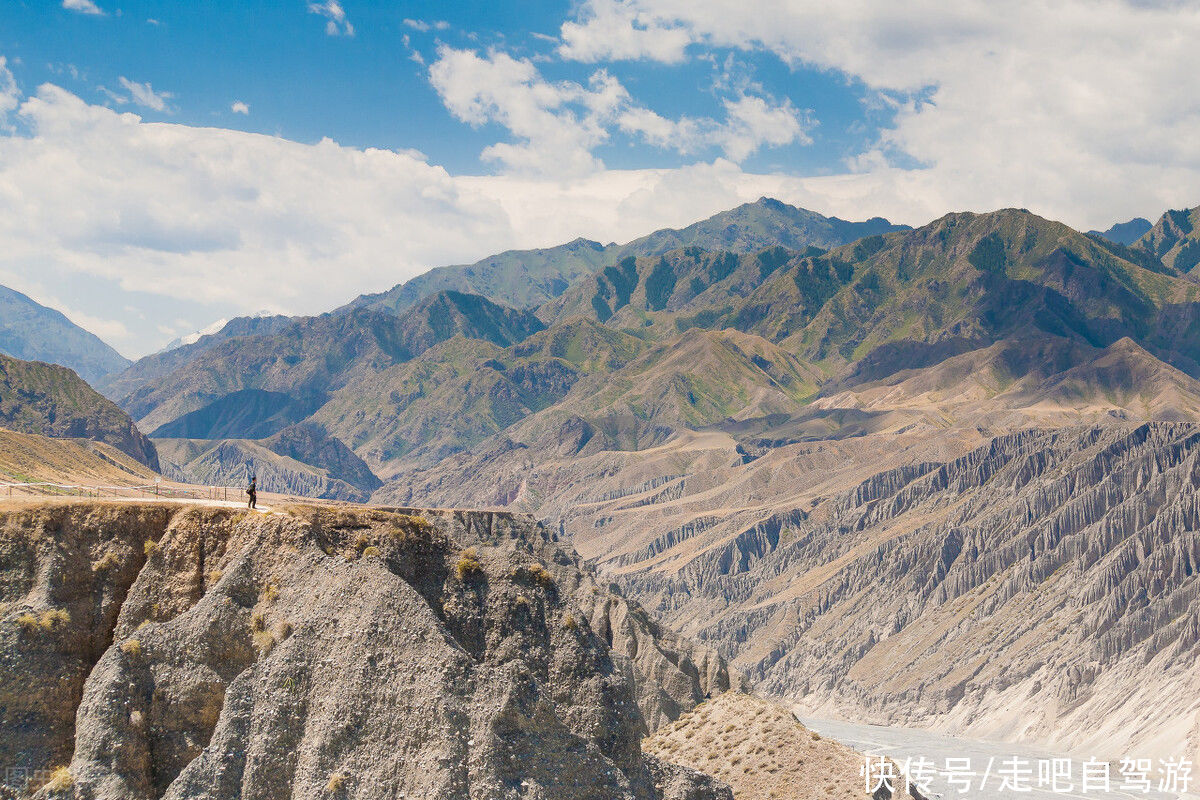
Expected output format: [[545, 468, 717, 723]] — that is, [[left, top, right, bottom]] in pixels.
[[43, 766, 73, 793], [16, 608, 70, 633], [143, 539, 158, 557], [392, 513, 431, 533], [253, 629, 277, 654], [643, 691, 867, 800], [326, 772, 347, 792], [91, 551, 121, 572], [120, 639, 142, 657], [562, 613, 578, 630], [361, 546, 380, 558]]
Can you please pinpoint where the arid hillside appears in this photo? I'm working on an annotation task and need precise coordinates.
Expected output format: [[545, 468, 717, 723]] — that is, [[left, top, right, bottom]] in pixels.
[[644, 691, 869, 800]]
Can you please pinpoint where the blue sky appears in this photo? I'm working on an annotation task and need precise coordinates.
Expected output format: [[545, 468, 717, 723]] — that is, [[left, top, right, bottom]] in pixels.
[[1, 0, 889, 174], [1, 0, 1199, 358]]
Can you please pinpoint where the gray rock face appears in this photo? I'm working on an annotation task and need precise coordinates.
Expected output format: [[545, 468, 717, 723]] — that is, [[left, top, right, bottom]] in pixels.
[[616, 423, 1200, 761], [0, 503, 735, 800]]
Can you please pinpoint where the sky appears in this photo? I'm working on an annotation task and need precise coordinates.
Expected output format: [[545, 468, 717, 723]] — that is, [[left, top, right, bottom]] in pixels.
[[1, 0, 1200, 358]]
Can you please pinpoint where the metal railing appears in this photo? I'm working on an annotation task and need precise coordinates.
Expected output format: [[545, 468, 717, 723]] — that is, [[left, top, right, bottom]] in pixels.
[[0, 481, 243, 502]]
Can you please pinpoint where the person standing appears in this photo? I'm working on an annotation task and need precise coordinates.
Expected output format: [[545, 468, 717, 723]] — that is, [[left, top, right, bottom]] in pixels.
[[247, 476, 257, 509]]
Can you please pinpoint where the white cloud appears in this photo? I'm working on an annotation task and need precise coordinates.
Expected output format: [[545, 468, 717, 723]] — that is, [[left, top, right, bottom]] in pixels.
[[429, 47, 619, 175], [559, 0, 691, 63], [429, 46, 811, 173], [0, 58, 18, 125], [0, 84, 516, 353], [117, 77, 172, 112], [403, 19, 449, 32], [62, 0, 104, 16], [718, 95, 812, 161], [231, 101, 250, 115], [556, 0, 1200, 228], [308, 1, 354, 36]]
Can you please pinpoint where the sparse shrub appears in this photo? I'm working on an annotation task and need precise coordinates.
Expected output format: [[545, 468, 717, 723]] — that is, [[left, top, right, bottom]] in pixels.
[[810, 731, 821, 741], [44, 766, 73, 792], [206, 569, 223, 584], [250, 610, 267, 632], [262, 584, 279, 604], [362, 546, 380, 558], [121, 639, 142, 657], [455, 548, 483, 580], [326, 772, 347, 792], [276, 620, 293, 639], [514, 594, 530, 609], [562, 613, 577, 630], [92, 551, 121, 572], [16, 612, 40, 633], [354, 533, 370, 551], [143, 539, 158, 557], [527, 563, 554, 588], [130, 709, 145, 728]]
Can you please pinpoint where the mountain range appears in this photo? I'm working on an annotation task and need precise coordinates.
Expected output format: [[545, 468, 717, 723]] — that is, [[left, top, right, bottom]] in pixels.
[[0, 285, 129, 383], [0, 353, 158, 471], [4, 195, 1200, 764]]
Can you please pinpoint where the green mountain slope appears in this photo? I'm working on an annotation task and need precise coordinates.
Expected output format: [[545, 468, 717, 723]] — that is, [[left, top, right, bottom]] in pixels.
[[97, 314, 294, 402], [0, 285, 130, 383], [1134, 205, 1200, 276], [123, 290, 544, 436], [731, 209, 1200, 382], [309, 320, 648, 475], [344, 198, 908, 316], [0, 353, 158, 470], [623, 196, 906, 255]]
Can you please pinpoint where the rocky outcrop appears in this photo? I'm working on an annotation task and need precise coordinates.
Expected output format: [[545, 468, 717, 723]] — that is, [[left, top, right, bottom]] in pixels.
[[0, 502, 735, 800], [155, 424, 381, 502]]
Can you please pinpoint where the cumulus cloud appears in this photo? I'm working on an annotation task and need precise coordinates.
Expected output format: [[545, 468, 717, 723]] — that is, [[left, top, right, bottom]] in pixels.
[[62, 0, 104, 16], [0, 84, 515, 352], [559, 0, 691, 63], [308, 1, 354, 36], [231, 101, 250, 115], [428, 46, 811, 173], [556, 0, 1200, 227]]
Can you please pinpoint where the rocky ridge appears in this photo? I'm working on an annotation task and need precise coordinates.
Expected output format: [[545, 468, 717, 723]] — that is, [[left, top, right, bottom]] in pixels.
[[0, 502, 738, 800]]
